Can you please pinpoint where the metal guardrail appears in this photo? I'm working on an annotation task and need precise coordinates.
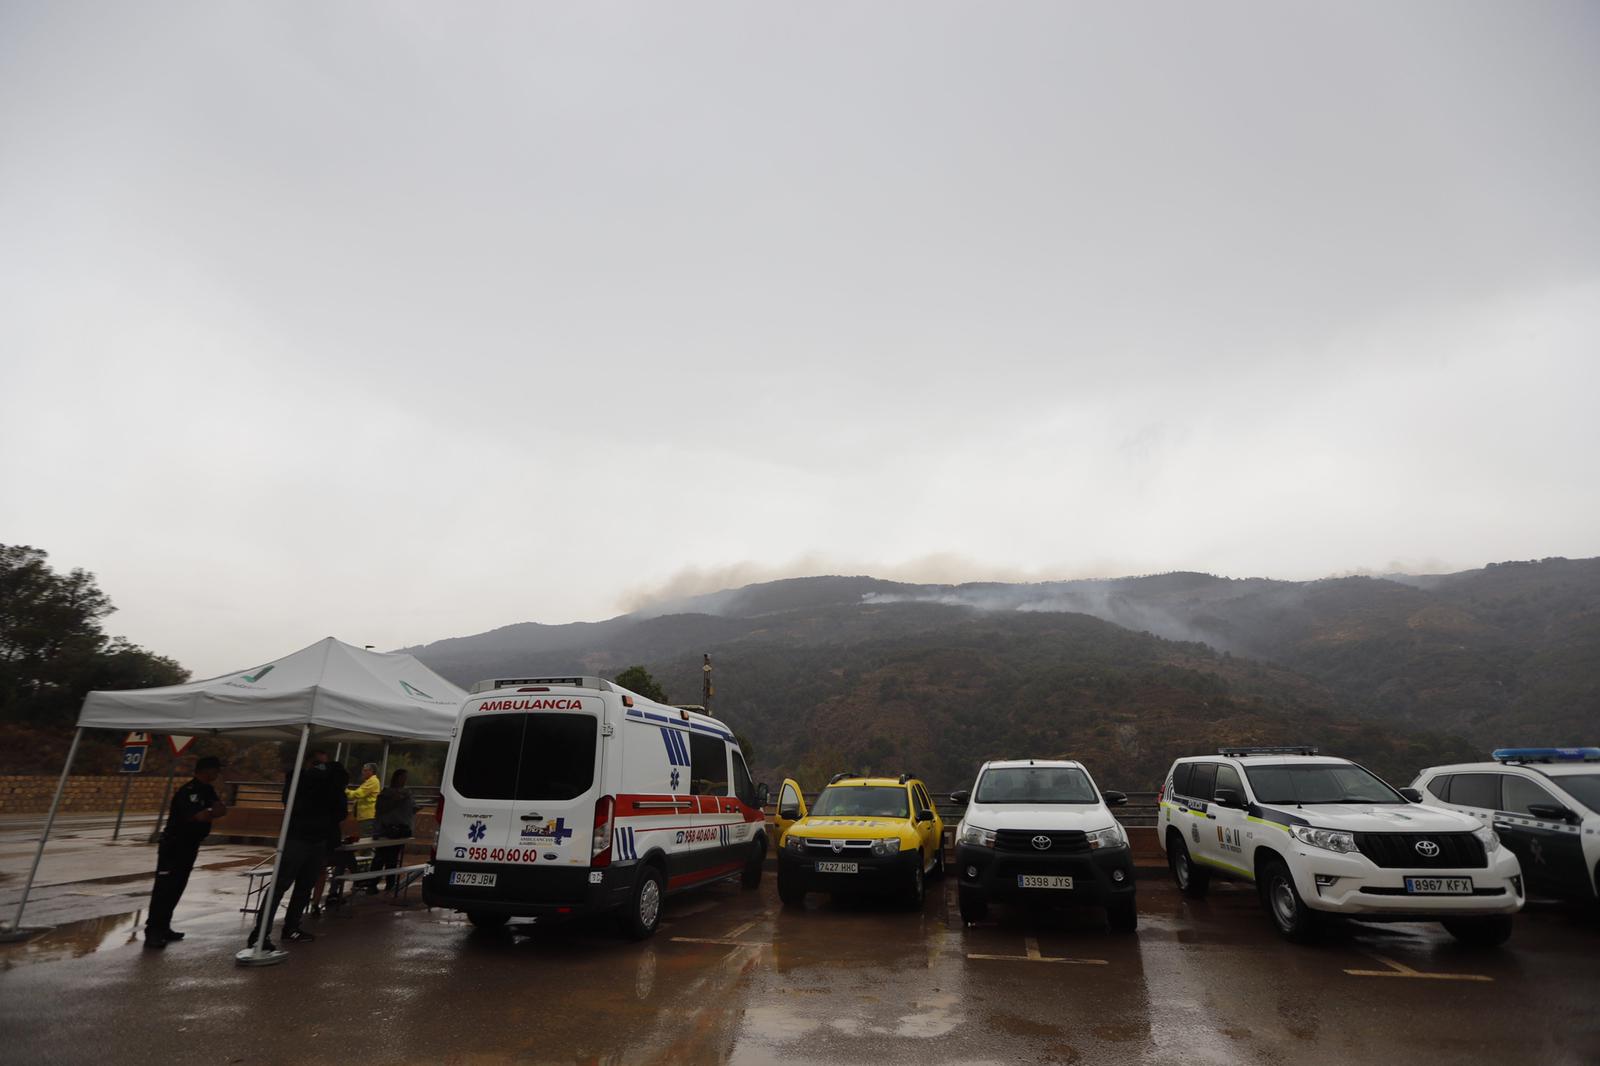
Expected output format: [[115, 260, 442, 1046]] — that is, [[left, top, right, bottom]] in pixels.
[[226, 782, 442, 809]]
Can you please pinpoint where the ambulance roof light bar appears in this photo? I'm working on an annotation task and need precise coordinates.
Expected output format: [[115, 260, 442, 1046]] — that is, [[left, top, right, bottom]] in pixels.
[[469, 676, 617, 695], [1218, 745, 1320, 757], [1492, 747, 1600, 764]]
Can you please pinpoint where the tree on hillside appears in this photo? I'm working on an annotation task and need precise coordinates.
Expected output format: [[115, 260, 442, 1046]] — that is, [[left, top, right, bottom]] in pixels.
[[613, 665, 668, 703], [0, 544, 188, 725]]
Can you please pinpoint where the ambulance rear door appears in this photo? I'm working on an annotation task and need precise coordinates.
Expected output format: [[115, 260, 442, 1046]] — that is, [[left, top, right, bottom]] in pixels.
[[506, 694, 605, 870]]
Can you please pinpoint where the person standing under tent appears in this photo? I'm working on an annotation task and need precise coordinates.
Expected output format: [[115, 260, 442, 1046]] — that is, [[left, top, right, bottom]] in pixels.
[[144, 756, 228, 948], [346, 762, 381, 838], [344, 761, 381, 895], [312, 760, 350, 913], [373, 768, 415, 892], [250, 751, 332, 948]]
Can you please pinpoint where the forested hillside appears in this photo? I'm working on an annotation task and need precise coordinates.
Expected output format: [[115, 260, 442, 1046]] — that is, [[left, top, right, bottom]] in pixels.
[[398, 559, 1600, 790]]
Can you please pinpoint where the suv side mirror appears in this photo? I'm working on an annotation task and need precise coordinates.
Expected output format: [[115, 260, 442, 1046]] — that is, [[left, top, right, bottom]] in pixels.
[[1212, 788, 1244, 809], [1398, 787, 1424, 803], [1102, 790, 1128, 807], [756, 783, 770, 808], [917, 808, 935, 823], [1528, 803, 1576, 823], [950, 790, 970, 804]]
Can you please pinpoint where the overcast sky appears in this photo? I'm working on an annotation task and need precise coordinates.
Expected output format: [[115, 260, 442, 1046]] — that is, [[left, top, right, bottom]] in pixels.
[[3, 2, 1597, 679]]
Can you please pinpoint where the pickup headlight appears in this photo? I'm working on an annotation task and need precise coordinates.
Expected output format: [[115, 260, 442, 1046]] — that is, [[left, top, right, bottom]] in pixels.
[[784, 834, 807, 854], [1474, 825, 1501, 854], [1291, 825, 1359, 854], [1087, 824, 1127, 850], [871, 838, 903, 856], [957, 823, 995, 848]]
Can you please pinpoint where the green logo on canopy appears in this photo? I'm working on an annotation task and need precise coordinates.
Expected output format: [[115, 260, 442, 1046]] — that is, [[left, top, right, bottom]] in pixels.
[[242, 665, 275, 683], [400, 680, 431, 699]]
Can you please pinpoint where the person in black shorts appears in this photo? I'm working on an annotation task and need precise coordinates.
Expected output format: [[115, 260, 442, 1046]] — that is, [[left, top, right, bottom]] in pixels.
[[145, 755, 228, 948]]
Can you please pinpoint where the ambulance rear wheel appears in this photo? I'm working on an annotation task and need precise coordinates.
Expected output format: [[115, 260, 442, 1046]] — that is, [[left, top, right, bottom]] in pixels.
[[1442, 915, 1513, 947], [1169, 834, 1210, 899], [618, 865, 664, 941], [742, 837, 766, 889], [466, 911, 509, 931]]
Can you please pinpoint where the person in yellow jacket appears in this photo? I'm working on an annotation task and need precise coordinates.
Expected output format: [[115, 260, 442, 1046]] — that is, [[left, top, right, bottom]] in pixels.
[[346, 762, 381, 838]]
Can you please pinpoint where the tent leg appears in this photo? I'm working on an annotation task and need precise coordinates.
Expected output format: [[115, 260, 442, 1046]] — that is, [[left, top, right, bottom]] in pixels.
[[236, 725, 310, 967], [380, 741, 390, 783], [149, 757, 180, 844], [1, 727, 84, 940]]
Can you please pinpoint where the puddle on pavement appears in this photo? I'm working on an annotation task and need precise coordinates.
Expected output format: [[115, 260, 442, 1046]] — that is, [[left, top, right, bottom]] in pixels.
[[1, 909, 143, 965]]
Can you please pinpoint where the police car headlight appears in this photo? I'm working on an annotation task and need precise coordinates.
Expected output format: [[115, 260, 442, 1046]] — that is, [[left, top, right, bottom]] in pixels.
[[1291, 825, 1358, 854], [957, 823, 995, 848], [1473, 825, 1501, 854], [871, 838, 903, 856], [784, 834, 807, 854], [1087, 824, 1127, 850]]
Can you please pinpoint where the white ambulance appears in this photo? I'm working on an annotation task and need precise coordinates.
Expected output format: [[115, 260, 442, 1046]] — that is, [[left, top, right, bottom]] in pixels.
[[421, 676, 769, 939]]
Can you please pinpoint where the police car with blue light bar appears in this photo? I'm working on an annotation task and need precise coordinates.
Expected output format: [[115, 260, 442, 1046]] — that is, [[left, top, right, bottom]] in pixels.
[[1158, 746, 1525, 944], [1411, 748, 1600, 908]]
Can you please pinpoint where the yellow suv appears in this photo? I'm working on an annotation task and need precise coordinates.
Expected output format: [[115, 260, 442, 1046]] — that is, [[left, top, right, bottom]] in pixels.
[[775, 773, 945, 908]]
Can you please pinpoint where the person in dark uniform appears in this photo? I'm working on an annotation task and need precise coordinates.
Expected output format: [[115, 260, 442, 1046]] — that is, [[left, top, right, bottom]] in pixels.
[[144, 755, 227, 948]]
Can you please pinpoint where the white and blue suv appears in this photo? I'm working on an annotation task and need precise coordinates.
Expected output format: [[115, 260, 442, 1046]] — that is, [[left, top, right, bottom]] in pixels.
[[1412, 747, 1600, 909], [1158, 747, 1525, 945]]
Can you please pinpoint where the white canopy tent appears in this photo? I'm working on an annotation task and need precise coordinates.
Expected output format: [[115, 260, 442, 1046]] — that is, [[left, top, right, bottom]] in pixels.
[[3, 638, 466, 965]]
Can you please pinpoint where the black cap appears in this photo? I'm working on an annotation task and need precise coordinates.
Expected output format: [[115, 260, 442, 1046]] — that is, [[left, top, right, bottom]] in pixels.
[[195, 756, 223, 772]]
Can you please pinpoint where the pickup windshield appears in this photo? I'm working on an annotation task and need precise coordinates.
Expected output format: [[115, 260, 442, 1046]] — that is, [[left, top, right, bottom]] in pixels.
[[811, 786, 909, 818], [976, 767, 1098, 804], [1245, 763, 1405, 805]]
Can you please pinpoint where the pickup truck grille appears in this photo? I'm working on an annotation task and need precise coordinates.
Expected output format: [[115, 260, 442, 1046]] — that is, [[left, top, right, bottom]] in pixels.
[[995, 829, 1089, 854]]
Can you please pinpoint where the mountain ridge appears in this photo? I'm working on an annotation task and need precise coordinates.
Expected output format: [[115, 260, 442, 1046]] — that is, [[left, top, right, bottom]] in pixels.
[[403, 557, 1598, 789]]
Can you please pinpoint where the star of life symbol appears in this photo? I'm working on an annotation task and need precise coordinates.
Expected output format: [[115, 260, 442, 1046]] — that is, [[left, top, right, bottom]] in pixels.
[[468, 820, 487, 843], [670, 768, 681, 791]]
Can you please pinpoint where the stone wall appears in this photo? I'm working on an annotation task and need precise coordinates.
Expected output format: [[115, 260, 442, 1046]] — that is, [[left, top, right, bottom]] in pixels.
[[0, 774, 178, 815]]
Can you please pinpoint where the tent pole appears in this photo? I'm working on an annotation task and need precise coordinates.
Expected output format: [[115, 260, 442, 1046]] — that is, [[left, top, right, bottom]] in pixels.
[[380, 740, 390, 783], [236, 725, 310, 967], [2, 727, 84, 939]]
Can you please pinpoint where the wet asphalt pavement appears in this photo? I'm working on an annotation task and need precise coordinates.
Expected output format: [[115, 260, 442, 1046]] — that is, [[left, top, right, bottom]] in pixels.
[[2, 872, 1597, 1066]]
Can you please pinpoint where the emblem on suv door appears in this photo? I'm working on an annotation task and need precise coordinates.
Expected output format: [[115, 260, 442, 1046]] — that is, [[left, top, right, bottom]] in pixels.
[[1031, 835, 1052, 851], [1415, 839, 1440, 858]]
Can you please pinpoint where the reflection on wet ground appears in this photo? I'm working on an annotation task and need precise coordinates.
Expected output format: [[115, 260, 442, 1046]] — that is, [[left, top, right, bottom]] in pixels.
[[1, 874, 1596, 1065], [2, 909, 145, 967]]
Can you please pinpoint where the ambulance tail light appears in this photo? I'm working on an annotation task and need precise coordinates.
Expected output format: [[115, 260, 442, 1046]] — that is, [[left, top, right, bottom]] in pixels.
[[430, 794, 445, 862], [591, 795, 615, 868]]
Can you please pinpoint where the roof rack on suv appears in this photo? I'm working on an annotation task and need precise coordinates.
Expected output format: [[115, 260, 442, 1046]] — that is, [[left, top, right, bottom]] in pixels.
[[828, 771, 866, 784], [469, 676, 617, 695], [1217, 745, 1320, 757]]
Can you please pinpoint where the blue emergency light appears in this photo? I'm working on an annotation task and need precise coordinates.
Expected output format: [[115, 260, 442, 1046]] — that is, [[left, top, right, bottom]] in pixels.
[[1491, 747, 1600, 764]]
